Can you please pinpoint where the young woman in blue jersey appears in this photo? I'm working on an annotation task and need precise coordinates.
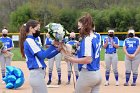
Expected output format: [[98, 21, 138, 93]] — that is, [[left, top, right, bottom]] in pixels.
[[64, 13, 102, 93], [123, 29, 140, 86], [0, 28, 14, 83], [103, 30, 119, 86], [45, 33, 62, 85], [66, 32, 79, 85], [19, 20, 61, 93]]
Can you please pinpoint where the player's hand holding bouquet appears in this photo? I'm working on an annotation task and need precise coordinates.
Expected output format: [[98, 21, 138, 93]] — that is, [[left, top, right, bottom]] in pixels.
[[45, 23, 77, 57], [0, 41, 14, 58]]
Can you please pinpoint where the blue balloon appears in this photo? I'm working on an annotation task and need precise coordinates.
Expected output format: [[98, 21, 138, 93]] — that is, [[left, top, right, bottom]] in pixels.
[[13, 68, 23, 78], [2, 77, 8, 84], [7, 75, 16, 82], [6, 83, 14, 89], [6, 66, 15, 73], [14, 77, 25, 88], [3, 66, 24, 89]]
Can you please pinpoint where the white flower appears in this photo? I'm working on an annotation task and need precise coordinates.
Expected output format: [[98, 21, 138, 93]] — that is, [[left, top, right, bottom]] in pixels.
[[45, 23, 66, 42]]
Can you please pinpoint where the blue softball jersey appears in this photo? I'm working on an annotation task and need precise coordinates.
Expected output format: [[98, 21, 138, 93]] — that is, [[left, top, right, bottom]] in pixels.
[[66, 40, 78, 45], [45, 37, 53, 45], [35, 36, 42, 46], [78, 33, 100, 71], [103, 36, 119, 53], [0, 36, 14, 50], [66, 39, 78, 55], [94, 32, 101, 46], [24, 35, 59, 70], [123, 37, 140, 54]]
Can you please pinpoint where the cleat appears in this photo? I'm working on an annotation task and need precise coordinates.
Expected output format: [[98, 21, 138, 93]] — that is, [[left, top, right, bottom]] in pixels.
[[115, 81, 119, 86], [131, 83, 136, 86], [58, 80, 61, 85], [104, 81, 109, 86], [66, 81, 70, 85], [124, 82, 129, 86], [47, 80, 51, 85]]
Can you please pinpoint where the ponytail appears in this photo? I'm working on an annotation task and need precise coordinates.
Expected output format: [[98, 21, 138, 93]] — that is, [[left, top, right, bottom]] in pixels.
[[19, 25, 26, 58], [19, 20, 40, 58]]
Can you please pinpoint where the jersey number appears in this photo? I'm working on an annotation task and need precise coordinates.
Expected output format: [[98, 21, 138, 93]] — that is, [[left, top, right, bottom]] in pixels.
[[95, 43, 100, 58], [128, 43, 133, 47]]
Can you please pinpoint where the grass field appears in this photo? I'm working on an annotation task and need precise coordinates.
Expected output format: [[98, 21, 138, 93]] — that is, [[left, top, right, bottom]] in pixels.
[[11, 47, 125, 61]]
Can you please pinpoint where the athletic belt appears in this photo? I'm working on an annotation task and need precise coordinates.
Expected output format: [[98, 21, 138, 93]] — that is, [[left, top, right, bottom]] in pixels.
[[29, 67, 46, 70], [81, 68, 98, 71], [105, 52, 116, 54]]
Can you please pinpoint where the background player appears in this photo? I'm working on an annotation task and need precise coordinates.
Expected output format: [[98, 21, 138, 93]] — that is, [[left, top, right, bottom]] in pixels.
[[103, 29, 119, 86], [45, 33, 62, 85], [123, 29, 140, 86], [64, 13, 102, 93], [66, 32, 79, 85], [0, 28, 14, 83]]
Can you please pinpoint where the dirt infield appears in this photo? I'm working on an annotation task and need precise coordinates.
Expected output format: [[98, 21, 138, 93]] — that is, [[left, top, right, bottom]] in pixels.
[[0, 61, 140, 93]]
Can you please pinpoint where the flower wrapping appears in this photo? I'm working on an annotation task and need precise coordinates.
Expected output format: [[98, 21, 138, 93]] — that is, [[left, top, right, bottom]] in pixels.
[[0, 41, 14, 58]]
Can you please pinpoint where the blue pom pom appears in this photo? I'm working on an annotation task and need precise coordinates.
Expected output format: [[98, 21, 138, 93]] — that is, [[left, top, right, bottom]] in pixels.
[[14, 77, 24, 89], [6, 83, 14, 89]]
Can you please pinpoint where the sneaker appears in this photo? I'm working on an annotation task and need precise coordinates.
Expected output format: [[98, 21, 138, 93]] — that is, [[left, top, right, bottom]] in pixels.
[[47, 80, 51, 85], [66, 81, 70, 85], [58, 80, 61, 85], [115, 81, 119, 86], [131, 83, 136, 86], [124, 82, 129, 86], [104, 81, 109, 86]]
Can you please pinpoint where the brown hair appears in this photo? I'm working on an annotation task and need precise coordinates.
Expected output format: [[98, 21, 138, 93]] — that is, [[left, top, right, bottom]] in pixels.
[[78, 13, 94, 38], [19, 20, 40, 58]]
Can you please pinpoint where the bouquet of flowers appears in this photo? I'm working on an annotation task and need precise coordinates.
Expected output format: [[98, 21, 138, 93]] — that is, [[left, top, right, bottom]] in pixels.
[[45, 23, 67, 42], [45, 23, 77, 56], [3, 51, 14, 58]]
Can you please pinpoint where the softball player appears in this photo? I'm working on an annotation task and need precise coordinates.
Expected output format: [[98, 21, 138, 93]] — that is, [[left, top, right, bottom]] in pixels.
[[45, 33, 62, 85], [66, 32, 79, 85], [19, 20, 61, 93], [0, 28, 14, 83], [123, 29, 140, 86], [64, 13, 102, 93], [103, 30, 119, 86]]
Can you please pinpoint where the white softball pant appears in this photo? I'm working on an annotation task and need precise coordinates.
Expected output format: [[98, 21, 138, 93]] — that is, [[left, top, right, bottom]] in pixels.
[[29, 68, 47, 93], [75, 68, 102, 93]]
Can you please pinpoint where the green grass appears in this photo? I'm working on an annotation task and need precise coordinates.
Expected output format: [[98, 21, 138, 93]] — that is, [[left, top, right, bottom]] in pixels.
[[11, 48, 25, 61], [11, 47, 125, 61]]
